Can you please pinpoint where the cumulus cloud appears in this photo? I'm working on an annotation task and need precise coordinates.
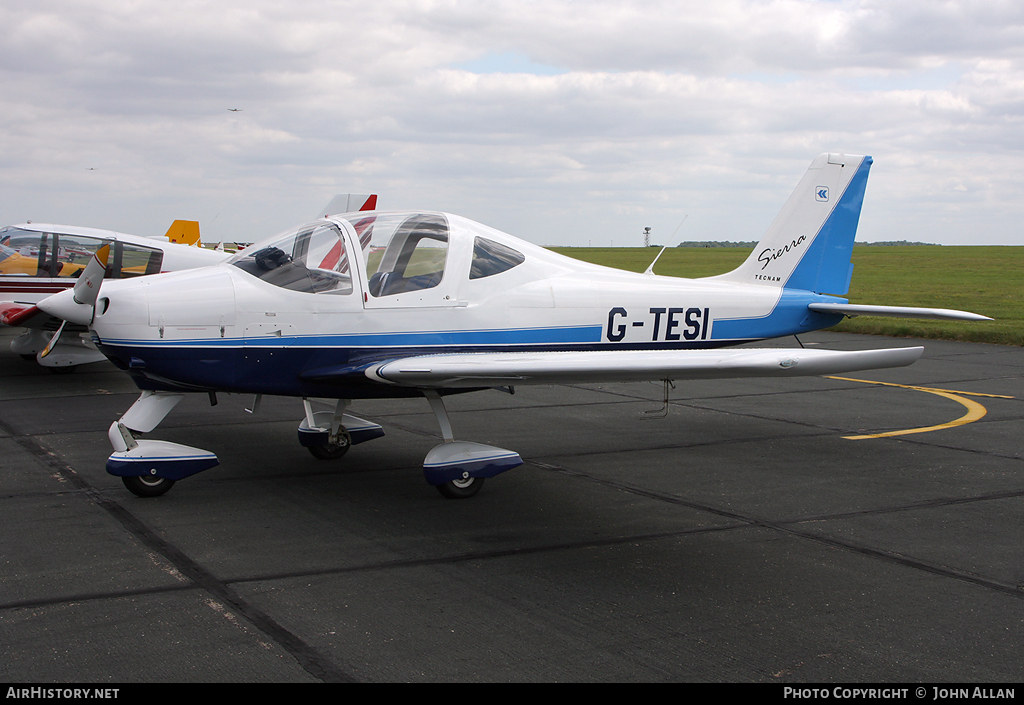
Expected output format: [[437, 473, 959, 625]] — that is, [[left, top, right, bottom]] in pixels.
[[0, 0, 1022, 245]]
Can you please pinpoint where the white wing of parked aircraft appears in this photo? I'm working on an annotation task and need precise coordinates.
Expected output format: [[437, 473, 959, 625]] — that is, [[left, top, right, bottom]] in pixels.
[[3, 195, 379, 370], [0, 221, 229, 369], [35, 155, 989, 498]]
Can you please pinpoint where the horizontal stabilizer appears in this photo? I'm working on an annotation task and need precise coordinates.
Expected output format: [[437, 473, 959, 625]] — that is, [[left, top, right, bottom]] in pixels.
[[367, 346, 924, 388], [808, 303, 992, 321]]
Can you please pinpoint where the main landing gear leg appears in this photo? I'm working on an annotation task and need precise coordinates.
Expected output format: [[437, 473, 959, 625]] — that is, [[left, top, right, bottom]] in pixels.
[[106, 391, 219, 497], [421, 390, 522, 499], [297, 397, 385, 459], [302, 398, 351, 459]]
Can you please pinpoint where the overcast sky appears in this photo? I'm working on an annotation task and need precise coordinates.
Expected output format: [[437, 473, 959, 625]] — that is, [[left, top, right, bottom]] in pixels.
[[2, 0, 1022, 247]]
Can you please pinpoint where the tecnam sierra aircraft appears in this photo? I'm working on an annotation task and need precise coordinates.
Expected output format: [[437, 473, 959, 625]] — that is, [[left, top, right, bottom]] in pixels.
[[36, 154, 988, 499]]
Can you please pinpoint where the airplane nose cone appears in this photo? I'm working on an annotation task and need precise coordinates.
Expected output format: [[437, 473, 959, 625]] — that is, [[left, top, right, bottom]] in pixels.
[[37, 287, 95, 325]]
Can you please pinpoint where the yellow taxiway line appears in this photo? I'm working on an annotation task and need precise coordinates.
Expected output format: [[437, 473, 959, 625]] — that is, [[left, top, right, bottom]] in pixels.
[[824, 376, 1014, 440]]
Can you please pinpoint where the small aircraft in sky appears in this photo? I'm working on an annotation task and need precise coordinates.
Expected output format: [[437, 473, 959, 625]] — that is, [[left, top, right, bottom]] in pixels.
[[36, 155, 988, 499]]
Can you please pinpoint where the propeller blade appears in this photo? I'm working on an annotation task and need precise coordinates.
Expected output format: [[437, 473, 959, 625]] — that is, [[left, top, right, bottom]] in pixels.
[[39, 320, 67, 359], [72, 243, 111, 307]]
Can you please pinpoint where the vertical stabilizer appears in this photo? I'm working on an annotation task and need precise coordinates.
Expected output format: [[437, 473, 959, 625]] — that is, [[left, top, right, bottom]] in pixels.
[[318, 194, 378, 219], [710, 154, 871, 296], [164, 220, 201, 246]]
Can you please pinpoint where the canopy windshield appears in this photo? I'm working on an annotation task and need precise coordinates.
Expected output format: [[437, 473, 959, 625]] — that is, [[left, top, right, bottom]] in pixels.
[[229, 221, 353, 294], [338, 212, 449, 298]]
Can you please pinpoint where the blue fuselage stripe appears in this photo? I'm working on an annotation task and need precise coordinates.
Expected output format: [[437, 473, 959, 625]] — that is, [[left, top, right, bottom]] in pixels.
[[710, 290, 845, 340], [100, 325, 604, 349]]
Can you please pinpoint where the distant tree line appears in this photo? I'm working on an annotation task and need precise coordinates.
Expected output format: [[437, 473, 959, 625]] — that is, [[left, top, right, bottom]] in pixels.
[[675, 241, 758, 248], [853, 241, 937, 246], [675, 240, 937, 248]]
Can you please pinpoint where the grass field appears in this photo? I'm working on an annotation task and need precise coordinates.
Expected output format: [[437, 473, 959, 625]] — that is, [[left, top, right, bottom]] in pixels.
[[549, 246, 1024, 346]]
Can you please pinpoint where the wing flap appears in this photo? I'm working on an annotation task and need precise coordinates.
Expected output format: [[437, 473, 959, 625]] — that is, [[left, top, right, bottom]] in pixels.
[[367, 346, 924, 388]]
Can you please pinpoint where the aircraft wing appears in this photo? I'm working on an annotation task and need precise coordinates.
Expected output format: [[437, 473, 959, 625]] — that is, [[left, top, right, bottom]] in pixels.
[[365, 346, 924, 388], [0, 303, 55, 329]]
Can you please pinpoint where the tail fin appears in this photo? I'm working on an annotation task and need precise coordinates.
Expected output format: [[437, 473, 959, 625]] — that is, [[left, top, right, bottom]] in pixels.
[[164, 220, 201, 246], [710, 154, 871, 296]]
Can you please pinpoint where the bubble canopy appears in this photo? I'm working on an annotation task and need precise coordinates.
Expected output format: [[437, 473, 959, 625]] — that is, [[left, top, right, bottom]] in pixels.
[[229, 219, 357, 294], [229, 212, 525, 296]]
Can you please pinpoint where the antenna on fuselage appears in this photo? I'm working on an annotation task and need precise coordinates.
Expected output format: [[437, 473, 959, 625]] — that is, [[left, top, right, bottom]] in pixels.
[[643, 215, 687, 275]]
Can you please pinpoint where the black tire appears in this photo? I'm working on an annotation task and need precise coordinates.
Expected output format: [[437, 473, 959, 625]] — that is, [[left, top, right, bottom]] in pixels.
[[436, 476, 484, 499], [122, 475, 175, 498], [307, 429, 351, 460]]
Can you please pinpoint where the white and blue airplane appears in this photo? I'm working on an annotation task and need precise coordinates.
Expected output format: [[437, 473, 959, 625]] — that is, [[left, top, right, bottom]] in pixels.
[[36, 154, 989, 499]]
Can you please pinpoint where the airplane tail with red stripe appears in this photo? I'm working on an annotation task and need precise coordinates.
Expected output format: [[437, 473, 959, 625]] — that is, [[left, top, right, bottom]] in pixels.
[[317, 193, 378, 219]]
